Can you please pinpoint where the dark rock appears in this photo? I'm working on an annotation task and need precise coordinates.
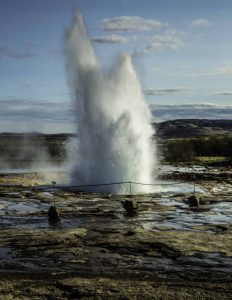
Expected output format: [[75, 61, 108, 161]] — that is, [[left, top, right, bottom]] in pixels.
[[187, 195, 200, 207], [22, 191, 35, 197], [48, 205, 60, 222], [124, 229, 135, 236], [99, 248, 110, 253], [215, 225, 229, 232], [121, 200, 138, 212], [0, 192, 22, 198], [0, 192, 8, 197]]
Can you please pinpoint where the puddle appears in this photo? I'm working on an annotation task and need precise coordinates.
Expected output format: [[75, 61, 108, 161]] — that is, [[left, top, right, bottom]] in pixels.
[[161, 165, 207, 174], [0, 247, 12, 259], [127, 197, 232, 231], [156, 198, 187, 208], [0, 199, 50, 214], [0, 185, 231, 232], [7, 203, 40, 213]]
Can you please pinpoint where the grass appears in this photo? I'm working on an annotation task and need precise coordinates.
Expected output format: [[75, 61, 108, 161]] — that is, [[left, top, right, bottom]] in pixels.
[[195, 156, 229, 163]]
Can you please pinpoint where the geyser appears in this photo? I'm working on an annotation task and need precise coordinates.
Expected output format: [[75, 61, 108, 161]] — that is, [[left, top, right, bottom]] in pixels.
[[66, 12, 156, 193]]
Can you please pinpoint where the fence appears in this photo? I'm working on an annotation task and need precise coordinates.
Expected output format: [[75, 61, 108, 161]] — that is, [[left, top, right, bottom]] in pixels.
[[38, 179, 195, 195]]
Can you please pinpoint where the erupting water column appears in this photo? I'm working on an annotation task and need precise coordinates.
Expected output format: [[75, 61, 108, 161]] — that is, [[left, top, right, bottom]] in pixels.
[[66, 12, 156, 193]]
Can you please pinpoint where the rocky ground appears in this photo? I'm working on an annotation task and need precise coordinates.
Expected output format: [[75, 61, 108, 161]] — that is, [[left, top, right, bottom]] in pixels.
[[0, 166, 231, 299]]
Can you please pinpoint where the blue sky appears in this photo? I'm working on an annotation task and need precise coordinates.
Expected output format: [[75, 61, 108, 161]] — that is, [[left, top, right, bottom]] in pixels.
[[0, 0, 232, 132]]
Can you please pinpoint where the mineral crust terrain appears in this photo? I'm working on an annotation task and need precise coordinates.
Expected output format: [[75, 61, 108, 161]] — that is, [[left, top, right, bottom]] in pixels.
[[0, 166, 231, 299]]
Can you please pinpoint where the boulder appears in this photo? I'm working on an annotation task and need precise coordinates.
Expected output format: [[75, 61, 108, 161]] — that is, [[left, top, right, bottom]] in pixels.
[[121, 200, 138, 212], [48, 205, 60, 222], [187, 195, 200, 207]]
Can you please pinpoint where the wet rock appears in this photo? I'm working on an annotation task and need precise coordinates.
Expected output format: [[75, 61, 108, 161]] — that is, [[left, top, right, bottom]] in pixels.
[[0, 192, 23, 199], [171, 193, 186, 198], [48, 205, 60, 222], [121, 200, 138, 212], [187, 195, 200, 207], [99, 248, 111, 254], [22, 190, 35, 197], [215, 225, 229, 232], [152, 193, 163, 198], [0, 191, 8, 197], [124, 229, 136, 236], [0, 168, 232, 299]]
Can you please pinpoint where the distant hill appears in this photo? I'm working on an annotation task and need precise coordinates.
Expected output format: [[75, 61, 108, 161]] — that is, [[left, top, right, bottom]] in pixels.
[[155, 119, 232, 138], [0, 119, 231, 167]]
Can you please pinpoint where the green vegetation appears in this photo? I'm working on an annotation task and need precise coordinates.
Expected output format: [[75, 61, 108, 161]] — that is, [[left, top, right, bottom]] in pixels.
[[161, 135, 232, 163], [0, 132, 231, 167], [195, 156, 228, 163]]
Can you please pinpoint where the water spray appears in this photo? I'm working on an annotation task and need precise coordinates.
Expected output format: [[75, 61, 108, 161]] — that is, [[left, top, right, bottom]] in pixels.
[[65, 12, 156, 194]]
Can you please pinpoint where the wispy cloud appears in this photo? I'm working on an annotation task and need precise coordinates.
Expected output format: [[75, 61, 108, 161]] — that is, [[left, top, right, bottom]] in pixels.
[[101, 16, 167, 32], [144, 88, 189, 96], [209, 66, 232, 76], [165, 63, 232, 78], [140, 29, 186, 53], [1, 98, 231, 131], [183, 67, 232, 78], [151, 103, 232, 122], [98, 16, 199, 53], [0, 98, 73, 122], [0, 47, 36, 59], [190, 19, 211, 28], [92, 34, 135, 44], [211, 91, 232, 96]]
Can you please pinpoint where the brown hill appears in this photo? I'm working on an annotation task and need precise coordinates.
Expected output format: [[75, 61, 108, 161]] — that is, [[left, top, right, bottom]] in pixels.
[[155, 119, 232, 138]]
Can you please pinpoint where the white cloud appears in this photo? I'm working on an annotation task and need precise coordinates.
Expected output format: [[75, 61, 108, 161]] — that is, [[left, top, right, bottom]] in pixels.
[[143, 29, 185, 53], [165, 63, 232, 78], [0, 47, 36, 59], [1, 98, 231, 131], [190, 19, 211, 28], [0, 97, 74, 133], [144, 88, 189, 96], [211, 91, 232, 96], [98, 16, 191, 53], [101, 16, 167, 32], [184, 67, 232, 77], [150, 103, 232, 122], [0, 98, 73, 122], [92, 34, 135, 44]]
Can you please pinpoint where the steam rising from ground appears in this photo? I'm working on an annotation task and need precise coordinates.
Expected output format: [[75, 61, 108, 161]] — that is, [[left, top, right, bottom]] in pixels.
[[0, 133, 70, 184], [66, 12, 156, 193]]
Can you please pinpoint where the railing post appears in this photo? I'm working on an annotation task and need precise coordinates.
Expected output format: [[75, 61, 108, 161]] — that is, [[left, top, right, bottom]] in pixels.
[[52, 181, 56, 206], [193, 173, 196, 195]]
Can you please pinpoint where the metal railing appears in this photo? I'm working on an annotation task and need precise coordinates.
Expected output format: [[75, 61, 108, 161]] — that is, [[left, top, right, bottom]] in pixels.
[[37, 180, 189, 195]]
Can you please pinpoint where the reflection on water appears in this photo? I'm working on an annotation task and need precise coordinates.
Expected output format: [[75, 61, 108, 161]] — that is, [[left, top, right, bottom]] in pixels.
[[0, 190, 231, 232], [0, 165, 231, 232]]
